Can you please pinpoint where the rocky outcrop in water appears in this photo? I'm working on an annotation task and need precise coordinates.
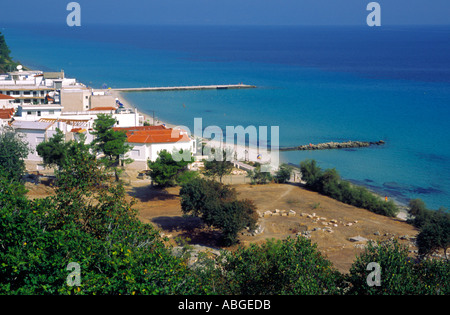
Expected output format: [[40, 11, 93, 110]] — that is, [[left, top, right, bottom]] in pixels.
[[280, 140, 385, 152]]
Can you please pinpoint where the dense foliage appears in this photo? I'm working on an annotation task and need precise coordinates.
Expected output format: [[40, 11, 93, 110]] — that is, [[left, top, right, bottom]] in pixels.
[[147, 149, 193, 187], [180, 178, 258, 246], [0, 138, 206, 295], [300, 159, 399, 217], [1, 128, 449, 295], [0, 126, 31, 182], [407, 199, 450, 259], [199, 237, 345, 295], [347, 240, 450, 295], [91, 114, 133, 181], [274, 163, 293, 183], [0, 32, 20, 73], [36, 128, 69, 169]]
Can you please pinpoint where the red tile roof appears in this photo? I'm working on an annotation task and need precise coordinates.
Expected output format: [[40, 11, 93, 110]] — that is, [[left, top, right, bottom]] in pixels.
[[88, 107, 117, 111], [0, 108, 15, 119], [114, 126, 191, 144], [113, 125, 167, 132], [0, 94, 15, 100]]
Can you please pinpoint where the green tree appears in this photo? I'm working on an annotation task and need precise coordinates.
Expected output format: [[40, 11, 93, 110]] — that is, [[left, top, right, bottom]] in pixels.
[[299, 159, 398, 218], [0, 138, 209, 295], [415, 209, 450, 259], [36, 128, 69, 169], [204, 237, 344, 295], [180, 178, 258, 246], [347, 240, 449, 295], [247, 165, 273, 185], [202, 149, 234, 183], [0, 126, 31, 182], [91, 114, 133, 181], [274, 163, 293, 183], [148, 149, 193, 187]]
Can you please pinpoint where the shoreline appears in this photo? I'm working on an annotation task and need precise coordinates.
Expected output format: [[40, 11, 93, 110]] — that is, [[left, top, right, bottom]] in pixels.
[[113, 90, 409, 220], [111, 90, 273, 164]]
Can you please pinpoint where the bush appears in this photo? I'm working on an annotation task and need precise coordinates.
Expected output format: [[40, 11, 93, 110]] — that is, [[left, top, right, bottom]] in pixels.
[[0, 141, 207, 295], [274, 163, 293, 183], [180, 178, 258, 246], [299, 159, 399, 217], [210, 237, 344, 295], [347, 240, 450, 295]]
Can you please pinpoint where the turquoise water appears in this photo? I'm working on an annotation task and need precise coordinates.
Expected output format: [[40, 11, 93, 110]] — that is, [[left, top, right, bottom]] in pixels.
[[2, 24, 449, 209]]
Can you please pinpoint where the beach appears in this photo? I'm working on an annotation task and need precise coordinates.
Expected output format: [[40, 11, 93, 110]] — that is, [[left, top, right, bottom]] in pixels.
[[112, 89, 411, 221]]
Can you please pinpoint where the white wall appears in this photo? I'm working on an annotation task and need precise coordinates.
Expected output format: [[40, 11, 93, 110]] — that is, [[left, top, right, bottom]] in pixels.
[[16, 128, 58, 161]]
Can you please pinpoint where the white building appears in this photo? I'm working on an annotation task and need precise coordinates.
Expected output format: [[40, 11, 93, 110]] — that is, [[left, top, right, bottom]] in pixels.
[[113, 125, 196, 163], [0, 68, 83, 107], [16, 104, 63, 120], [0, 93, 15, 108], [10, 120, 60, 164]]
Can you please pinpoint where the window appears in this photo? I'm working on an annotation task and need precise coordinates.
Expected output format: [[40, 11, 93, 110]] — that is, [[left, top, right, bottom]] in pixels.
[[27, 111, 32, 115], [37, 111, 41, 117], [49, 110, 54, 115]]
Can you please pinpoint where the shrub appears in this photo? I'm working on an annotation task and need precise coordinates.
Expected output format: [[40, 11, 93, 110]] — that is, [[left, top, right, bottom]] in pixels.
[[299, 159, 399, 217]]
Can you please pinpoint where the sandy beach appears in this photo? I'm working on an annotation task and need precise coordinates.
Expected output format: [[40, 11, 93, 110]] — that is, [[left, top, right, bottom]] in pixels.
[[111, 90, 277, 166], [111, 89, 409, 220]]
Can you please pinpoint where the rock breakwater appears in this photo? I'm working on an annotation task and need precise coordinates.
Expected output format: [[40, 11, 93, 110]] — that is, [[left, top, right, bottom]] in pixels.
[[280, 140, 385, 152]]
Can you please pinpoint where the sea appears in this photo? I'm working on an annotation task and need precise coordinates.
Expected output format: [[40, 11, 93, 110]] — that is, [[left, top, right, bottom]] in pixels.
[[2, 23, 450, 210]]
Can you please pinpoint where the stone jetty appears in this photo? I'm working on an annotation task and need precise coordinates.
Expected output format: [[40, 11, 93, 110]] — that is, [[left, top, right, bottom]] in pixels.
[[279, 140, 385, 152]]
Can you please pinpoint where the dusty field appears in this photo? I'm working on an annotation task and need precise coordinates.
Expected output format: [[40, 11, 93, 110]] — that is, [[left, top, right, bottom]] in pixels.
[[124, 175, 418, 274], [24, 172, 419, 274]]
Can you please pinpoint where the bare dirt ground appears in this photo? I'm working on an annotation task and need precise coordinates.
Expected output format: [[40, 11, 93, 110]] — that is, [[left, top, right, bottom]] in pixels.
[[25, 172, 419, 274], [122, 174, 418, 274]]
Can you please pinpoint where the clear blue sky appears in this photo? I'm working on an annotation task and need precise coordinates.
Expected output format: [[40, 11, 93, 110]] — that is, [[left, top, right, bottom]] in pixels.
[[1, 0, 449, 26]]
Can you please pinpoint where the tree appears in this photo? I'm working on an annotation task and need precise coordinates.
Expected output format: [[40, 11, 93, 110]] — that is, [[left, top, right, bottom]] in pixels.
[[415, 209, 450, 259], [36, 128, 69, 169], [204, 237, 344, 295], [180, 178, 258, 246], [274, 163, 293, 183], [202, 149, 234, 183], [300, 159, 323, 190], [299, 159, 398, 218], [91, 114, 132, 181], [0, 137, 209, 295], [0, 126, 31, 182], [148, 149, 193, 188], [347, 240, 450, 295], [247, 165, 273, 185]]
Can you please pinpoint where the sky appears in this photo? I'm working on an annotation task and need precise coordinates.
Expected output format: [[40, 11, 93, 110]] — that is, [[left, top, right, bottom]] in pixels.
[[0, 0, 449, 26]]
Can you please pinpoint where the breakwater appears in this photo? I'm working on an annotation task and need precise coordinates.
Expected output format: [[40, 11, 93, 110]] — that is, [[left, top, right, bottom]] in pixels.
[[280, 140, 385, 152], [110, 84, 256, 92]]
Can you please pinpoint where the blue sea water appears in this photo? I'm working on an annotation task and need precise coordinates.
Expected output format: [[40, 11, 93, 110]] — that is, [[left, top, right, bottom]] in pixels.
[[2, 23, 450, 209]]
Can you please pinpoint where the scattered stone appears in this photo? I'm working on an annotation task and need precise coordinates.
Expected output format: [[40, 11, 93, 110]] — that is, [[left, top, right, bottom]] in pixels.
[[349, 236, 368, 242], [346, 223, 353, 226]]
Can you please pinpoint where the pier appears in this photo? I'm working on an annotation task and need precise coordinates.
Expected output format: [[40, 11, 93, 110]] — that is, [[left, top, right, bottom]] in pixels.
[[280, 140, 385, 152], [110, 84, 256, 92]]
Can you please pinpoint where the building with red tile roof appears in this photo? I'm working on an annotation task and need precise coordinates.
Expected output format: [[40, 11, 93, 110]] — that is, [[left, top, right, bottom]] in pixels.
[[113, 125, 195, 162]]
